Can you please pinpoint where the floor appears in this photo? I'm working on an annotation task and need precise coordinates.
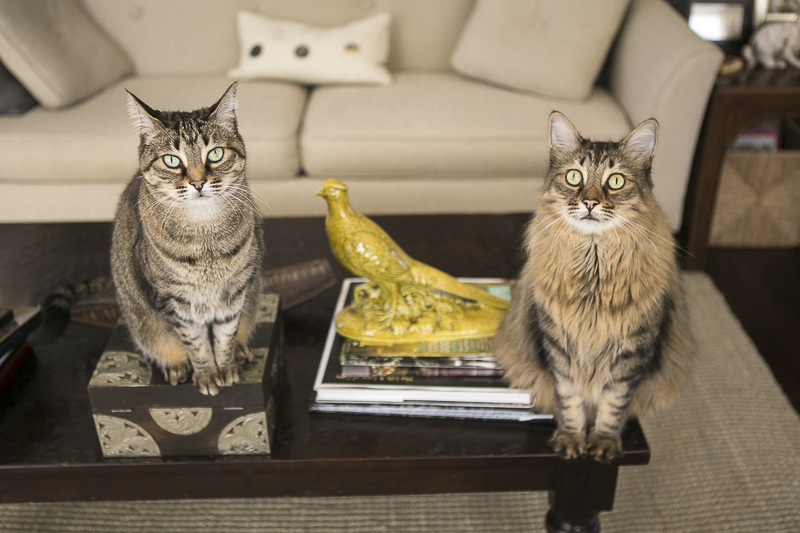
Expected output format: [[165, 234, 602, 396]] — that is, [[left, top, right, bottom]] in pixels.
[[703, 248, 800, 415]]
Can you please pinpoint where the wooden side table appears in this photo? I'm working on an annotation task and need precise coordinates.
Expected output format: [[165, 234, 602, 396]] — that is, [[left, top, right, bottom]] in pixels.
[[684, 69, 800, 270]]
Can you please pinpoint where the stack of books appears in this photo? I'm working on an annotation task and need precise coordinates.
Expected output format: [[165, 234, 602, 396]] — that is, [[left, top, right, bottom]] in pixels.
[[0, 307, 41, 393], [310, 278, 551, 423]]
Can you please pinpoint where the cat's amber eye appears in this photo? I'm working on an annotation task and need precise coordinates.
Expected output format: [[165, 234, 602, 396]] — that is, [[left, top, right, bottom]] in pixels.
[[607, 173, 626, 190], [207, 147, 224, 163], [565, 169, 583, 187], [163, 155, 181, 169]]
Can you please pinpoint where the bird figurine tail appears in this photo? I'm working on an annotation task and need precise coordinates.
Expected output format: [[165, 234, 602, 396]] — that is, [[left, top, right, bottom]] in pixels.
[[408, 262, 509, 309]]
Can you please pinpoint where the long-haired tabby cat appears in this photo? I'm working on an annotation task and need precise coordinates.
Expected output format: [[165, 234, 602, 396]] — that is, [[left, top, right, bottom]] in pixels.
[[109, 82, 263, 395], [494, 112, 694, 461]]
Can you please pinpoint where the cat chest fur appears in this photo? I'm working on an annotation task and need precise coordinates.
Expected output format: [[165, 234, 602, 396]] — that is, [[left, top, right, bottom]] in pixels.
[[528, 237, 670, 372], [144, 226, 259, 323]]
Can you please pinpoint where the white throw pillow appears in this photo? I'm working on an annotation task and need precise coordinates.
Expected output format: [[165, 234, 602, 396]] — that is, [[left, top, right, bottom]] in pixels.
[[450, 0, 630, 101], [228, 11, 392, 86]]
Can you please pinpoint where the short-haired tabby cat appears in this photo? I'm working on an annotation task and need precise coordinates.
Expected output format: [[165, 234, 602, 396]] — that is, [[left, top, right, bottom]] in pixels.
[[111, 82, 264, 395], [494, 112, 694, 461]]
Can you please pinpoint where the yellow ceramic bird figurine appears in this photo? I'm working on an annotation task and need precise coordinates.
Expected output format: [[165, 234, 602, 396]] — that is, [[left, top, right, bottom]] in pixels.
[[316, 179, 509, 343]]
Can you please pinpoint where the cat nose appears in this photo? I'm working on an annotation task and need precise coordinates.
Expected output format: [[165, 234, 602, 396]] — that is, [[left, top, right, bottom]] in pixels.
[[190, 180, 206, 192], [583, 199, 599, 211]]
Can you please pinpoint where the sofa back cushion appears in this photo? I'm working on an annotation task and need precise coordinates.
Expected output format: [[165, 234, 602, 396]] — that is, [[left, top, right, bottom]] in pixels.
[[0, 0, 133, 109], [82, 0, 475, 75], [450, 0, 630, 101]]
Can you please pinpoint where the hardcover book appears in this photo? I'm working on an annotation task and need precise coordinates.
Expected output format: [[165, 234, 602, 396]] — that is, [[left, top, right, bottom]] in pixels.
[[312, 278, 532, 407], [87, 294, 283, 458]]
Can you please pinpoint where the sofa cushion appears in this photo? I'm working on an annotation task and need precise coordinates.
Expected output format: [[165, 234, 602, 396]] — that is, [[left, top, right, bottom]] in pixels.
[[228, 11, 392, 86], [0, 75, 307, 182], [301, 71, 631, 179], [0, 0, 134, 109], [450, 0, 630, 101]]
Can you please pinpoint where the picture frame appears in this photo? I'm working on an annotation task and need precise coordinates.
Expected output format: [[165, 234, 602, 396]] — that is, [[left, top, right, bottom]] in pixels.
[[687, 0, 753, 53]]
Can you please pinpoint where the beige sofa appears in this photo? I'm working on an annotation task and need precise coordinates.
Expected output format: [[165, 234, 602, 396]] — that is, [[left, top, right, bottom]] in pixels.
[[0, 0, 722, 230]]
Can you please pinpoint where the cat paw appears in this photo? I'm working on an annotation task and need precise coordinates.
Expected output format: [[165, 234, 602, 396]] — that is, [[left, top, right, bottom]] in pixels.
[[587, 433, 621, 462], [218, 364, 242, 387], [193, 369, 222, 396], [234, 343, 253, 365], [551, 431, 586, 459], [163, 361, 191, 385]]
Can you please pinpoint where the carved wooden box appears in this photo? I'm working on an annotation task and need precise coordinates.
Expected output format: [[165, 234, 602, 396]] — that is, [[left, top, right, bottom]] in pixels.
[[87, 294, 283, 458]]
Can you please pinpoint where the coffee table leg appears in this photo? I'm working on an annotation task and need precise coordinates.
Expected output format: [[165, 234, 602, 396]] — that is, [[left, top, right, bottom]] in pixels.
[[545, 461, 619, 533], [545, 510, 600, 532]]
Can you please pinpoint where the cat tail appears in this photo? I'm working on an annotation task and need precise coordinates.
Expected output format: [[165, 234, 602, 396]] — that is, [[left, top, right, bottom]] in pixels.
[[35, 277, 116, 344]]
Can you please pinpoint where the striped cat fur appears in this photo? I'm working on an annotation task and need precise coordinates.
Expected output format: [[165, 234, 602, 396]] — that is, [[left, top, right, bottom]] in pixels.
[[494, 112, 694, 461]]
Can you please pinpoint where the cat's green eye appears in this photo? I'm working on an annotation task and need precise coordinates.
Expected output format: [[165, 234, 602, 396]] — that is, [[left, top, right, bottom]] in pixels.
[[163, 155, 181, 169], [207, 147, 224, 163], [607, 173, 626, 190], [565, 170, 583, 187]]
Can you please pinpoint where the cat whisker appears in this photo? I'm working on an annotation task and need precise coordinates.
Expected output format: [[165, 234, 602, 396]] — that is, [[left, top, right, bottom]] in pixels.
[[618, 219, 674, 266], [526, 212, 568, 251], [225, 187, 262, 215], [219, 191, 246, 222], [615, 219, 650, 258], [136, 192, 174, 231], [227, 183, 272, 214], [615, 214, 696, 261], [615, 218, 673, 264], [224, 189, 262, 219], [550, 217, 572, 260], [161, 196, 182, 232]]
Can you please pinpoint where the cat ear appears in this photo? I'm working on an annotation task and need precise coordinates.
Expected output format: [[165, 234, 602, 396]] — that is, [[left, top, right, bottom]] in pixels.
[[549, 111, 582, 157], [126, 90, 164, 140], [623, 119, 658, 165], [209, 82, 238, 130]]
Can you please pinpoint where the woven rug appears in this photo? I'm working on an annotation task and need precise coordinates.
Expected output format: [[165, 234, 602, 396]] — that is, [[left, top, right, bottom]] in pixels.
[[1, 272, 798, 533]]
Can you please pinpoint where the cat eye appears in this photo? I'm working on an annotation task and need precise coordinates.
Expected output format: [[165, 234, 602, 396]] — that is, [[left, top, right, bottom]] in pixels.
[[163, 155, 181, 169], [207, 147, 224, 163], [607, 173, 626, 190], [565, 169, 583, 187]]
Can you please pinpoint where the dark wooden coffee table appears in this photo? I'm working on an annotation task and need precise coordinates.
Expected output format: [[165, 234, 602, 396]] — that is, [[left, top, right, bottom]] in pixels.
[[0, 215, 650, 532]]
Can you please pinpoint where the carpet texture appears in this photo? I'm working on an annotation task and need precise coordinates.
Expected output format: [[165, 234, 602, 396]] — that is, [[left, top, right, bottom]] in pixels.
[[1, 272, 798, 532]]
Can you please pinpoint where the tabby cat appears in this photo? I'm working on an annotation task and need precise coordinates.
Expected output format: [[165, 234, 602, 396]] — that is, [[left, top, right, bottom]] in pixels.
[[494, 112, 694, 461], [110, 82, 264, 395]]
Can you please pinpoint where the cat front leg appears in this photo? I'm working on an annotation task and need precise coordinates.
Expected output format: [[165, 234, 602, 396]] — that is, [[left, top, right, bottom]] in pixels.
[[212, 315, 243, 387], [173, 320, 221, 395], [588, 378, 639, 462], [551, 373, 588, 459]]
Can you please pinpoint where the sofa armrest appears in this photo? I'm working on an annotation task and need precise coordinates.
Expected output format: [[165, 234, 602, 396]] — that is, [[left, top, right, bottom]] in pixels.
[[608, 0, 723, 230]]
